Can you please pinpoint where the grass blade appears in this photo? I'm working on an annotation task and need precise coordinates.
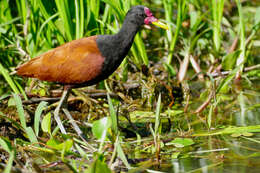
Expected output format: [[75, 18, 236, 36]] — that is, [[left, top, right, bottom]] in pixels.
[[235, 0, 246, 76], [25, 127, 38, 144], [0, 138, 14, 173], [13, 93, 26, 129], [4, 150, 14, 173], [0, 138, 12, 153], [55, 0, 73, 41], [41, 112, 52, 135], [155, 94, 161, 135], [0, 63, 20, 94], [75, 0, 80, 39], [115, 136, 131, 169], [211, 0, 225, 51], [167, 0, 186, 64], [107, 93, 118, 134], [34, 101, 48, 136]]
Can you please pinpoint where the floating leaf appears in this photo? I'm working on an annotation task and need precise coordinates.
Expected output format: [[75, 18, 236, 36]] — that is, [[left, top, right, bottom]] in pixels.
[[231, 132, 253, 138], [231, 133, 241, 138], [193, 125, 260, 136], [169, 138, 195, 148], [242, 132, 253, 137], [174, 143, 185, 148]]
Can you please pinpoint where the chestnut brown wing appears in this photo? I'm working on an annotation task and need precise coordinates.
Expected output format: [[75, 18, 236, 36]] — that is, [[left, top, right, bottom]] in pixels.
[[16, 36, 105, 84]]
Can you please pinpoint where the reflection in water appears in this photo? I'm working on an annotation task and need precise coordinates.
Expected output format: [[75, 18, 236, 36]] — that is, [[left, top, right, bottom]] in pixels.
[[171, 158, 212, 173]]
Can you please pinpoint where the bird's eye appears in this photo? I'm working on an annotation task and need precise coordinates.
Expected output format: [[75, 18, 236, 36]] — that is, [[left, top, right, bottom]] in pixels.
[[137, 13, 145, 17]]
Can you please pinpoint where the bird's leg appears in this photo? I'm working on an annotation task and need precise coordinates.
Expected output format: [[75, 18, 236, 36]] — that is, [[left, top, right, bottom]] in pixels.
[[54, 86, 71, 134], [54, 85, 86, 139], [62, 108, 85, 140]]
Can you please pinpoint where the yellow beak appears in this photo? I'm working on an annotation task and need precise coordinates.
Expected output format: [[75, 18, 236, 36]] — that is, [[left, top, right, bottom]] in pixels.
[[152, 20, 169, 30]]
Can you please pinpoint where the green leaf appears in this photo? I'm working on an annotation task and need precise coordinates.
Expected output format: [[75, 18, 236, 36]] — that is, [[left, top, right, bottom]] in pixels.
[[107, 94, 117, 134], [116, 137, 131, 169], [190, 11, 199, 29], [62, 139, 73, 153], [0, 63, 20, 94], [46, 138, 73, 153], [92, 117, 111, 139], [208, 104, 213, 128], [171, 152, 181, 159], [174, 143, 184, 148], [231, 133, 241, 138], [7, 97, 15, 107], [154, 94, 161, 135], [221, 50, 241, 70], [46, 138, 61, 149], [254, 7, 260, 25], [75, 144, 89, 159], [13, 93, 26, 129], [242, 132, 254, 137], [169, 138, 195, 148], [55, 0, 73, 41], [39, 88, 46, 97], [216, 65, 240, 94], [163, 63, 177, 77], [0, 111, 23, 130], [41, 112, 52, 135], [0, 137, 15, 173], [134, 34, 148, 65], [4, 150, 14, 173], [25, 127, 38, 144], [0, 138, 12, 153], [193, 125, 260, 136], [101, 0, 125, 22], [85, 154, 112, 173], [35, 101, 48, 136]]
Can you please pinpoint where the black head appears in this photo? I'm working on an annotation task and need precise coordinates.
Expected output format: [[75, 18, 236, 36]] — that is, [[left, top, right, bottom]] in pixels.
[[125, 5, 158, 27]]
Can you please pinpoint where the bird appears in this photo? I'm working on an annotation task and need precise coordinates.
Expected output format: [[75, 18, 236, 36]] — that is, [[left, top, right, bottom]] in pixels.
[[16, 5, 168, 137]]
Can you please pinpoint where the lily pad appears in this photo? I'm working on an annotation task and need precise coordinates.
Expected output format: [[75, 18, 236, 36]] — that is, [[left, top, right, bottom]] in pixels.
[[168, 138, 195, 148]]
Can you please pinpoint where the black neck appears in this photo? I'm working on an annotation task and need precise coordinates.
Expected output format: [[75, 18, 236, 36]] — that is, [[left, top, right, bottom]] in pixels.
[[96, 20, 140, 81], [113, 19, 140, 54], [97, 17, 141, 64]]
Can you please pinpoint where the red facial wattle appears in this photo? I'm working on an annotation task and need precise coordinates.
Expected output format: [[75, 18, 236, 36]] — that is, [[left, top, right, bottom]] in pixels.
[[144, 7, 158, 24]]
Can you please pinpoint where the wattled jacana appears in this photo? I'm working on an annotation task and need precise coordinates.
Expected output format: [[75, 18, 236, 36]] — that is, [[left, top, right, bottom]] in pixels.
[[16, 5, 168, 137]]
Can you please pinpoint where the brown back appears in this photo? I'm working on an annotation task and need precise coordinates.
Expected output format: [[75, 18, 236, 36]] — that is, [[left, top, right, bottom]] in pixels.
[[16, 36, 105, 84]]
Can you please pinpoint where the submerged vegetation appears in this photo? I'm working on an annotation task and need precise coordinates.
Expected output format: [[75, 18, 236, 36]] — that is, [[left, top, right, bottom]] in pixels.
[[0, 0, 260, 172]]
